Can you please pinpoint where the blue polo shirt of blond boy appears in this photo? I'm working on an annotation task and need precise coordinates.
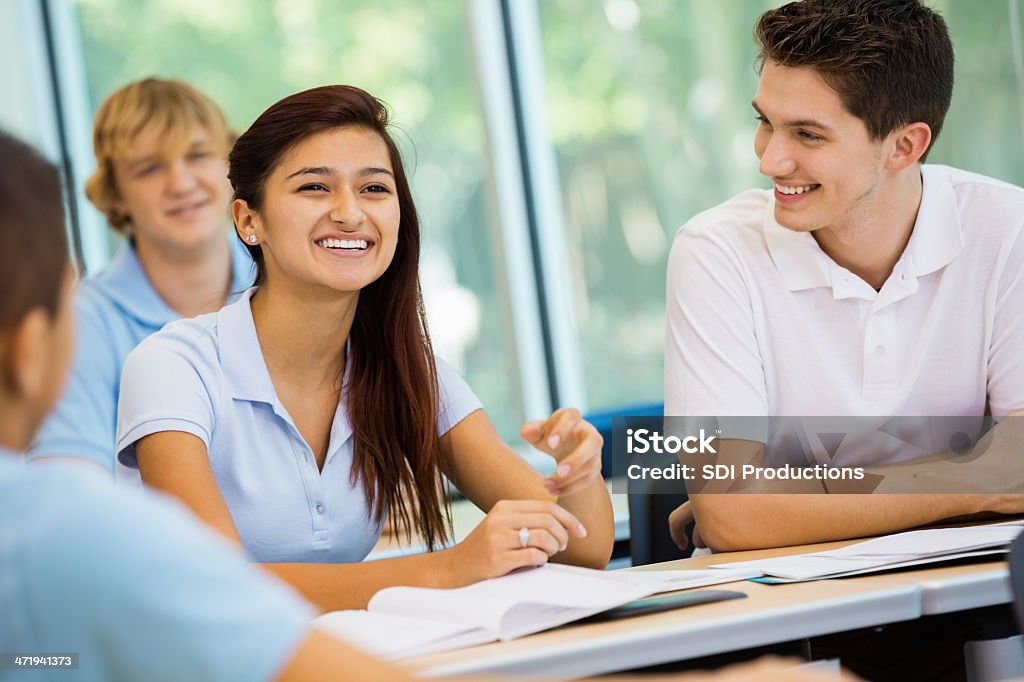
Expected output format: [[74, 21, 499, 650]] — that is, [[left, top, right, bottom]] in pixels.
[[28, 238, 254, 475]]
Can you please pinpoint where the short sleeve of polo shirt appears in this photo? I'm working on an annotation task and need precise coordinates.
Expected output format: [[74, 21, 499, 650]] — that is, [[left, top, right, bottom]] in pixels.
[[3, 464, 313, 681], [987, 220, 1024, 416], [664, 225, 769, 420], [435, 356, 483, 435], [29, 292, 122, 472], [116, 321, 219, 468]]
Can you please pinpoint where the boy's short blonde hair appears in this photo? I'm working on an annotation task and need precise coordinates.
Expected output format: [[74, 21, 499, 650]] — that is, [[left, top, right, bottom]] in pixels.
[[85, 78, 231, 234]]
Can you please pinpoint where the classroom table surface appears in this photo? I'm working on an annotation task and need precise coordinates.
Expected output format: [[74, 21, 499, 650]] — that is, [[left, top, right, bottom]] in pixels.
[[373, 497, 1016, 678], [687, 536, 1011, 616], [840, 560, 1010, 615], [399, 536, 1011, 679], [399, 545, 921, 677]]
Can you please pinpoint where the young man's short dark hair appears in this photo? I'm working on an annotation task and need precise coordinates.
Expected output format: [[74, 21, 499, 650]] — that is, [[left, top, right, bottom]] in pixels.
[[755, 0, 954, 160]]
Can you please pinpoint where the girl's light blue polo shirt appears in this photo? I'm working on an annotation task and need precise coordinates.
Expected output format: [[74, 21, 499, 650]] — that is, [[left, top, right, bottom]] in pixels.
[[0, 448, 314, 681], [28, 237, 254, 474], [115, 288, 483, 564]]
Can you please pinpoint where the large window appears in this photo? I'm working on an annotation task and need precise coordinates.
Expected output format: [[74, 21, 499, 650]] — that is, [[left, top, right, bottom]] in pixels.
[[72, 0, 524, 438], [928, 0, 1024, 181], [0, 2, 55, 154], [11, 0, 1024, 446], [537, 0, 1024, 413]]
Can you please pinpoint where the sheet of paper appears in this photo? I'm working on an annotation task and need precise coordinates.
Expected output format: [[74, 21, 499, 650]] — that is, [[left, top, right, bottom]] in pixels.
[[614, 567, 762, 591], [720, 554, 905, 580], [819, 525, 1020, 559], [748, 549, 1008, 584], [712, 522, 1021, 580], [457, 563, 654, 606], [313, 610, 492, 660], [368, 564, 655, 641]]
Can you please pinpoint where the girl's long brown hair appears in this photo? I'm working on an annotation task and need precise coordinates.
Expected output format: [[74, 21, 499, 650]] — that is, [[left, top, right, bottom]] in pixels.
[[228, 85, 450, 549]]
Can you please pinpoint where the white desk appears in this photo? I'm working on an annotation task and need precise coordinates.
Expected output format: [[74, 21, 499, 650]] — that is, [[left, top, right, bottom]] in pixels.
[[682, 538, 1013, 616], [853, 560, 1010, 615], [401, 539, 1015, 678], [402, 566, 919, 678]]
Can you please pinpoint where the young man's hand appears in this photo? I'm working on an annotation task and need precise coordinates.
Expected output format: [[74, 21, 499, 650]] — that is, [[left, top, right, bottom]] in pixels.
[[668, 501, 704, 551]]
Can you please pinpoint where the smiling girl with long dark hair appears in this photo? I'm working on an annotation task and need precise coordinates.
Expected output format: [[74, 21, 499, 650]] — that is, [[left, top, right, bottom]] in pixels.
[[116, 85, 614, 611]]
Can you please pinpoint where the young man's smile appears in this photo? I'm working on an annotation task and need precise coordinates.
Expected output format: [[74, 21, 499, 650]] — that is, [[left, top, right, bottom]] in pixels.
[[773, 181, 821, 204]]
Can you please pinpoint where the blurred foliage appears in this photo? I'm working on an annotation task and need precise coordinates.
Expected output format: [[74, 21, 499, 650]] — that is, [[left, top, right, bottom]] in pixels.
[[74, 0, 523, 437], [76, 0, 1024, 426], [538, 0, 1024, 412]]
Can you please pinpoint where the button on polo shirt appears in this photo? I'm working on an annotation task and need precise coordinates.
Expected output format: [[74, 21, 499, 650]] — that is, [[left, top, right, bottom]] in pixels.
[[665, 165, 1024, 467], [29, 237, 255, 474], [760, 167, 964, 400], [115, 287, 483, 564]]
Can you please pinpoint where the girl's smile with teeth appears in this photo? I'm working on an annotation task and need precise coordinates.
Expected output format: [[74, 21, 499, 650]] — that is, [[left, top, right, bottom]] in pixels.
[[316, 237, 370, 250]]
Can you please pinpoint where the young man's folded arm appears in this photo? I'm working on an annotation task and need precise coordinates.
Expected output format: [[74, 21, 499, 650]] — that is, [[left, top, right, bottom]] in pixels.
[[685, 420, 1024, 552]]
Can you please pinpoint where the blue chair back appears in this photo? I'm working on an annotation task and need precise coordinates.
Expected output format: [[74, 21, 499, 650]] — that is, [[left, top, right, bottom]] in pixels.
[[583, 402, 691, 565], [584, 401, 663, 479]]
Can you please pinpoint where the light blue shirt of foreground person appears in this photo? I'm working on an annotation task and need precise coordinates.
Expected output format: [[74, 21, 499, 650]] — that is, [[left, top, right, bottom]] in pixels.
[[115, 287, 483, 564], [0, 448, 314, 682], [28, 238, 254, 474]]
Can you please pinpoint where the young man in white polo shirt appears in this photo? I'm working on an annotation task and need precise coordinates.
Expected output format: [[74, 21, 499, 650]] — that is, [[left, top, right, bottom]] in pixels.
[[666, 0, 1024, 555]]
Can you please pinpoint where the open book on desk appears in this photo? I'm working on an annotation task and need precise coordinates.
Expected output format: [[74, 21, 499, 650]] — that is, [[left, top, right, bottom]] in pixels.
[[314, 564, 755, 660], [712, 520, 1024, 584]]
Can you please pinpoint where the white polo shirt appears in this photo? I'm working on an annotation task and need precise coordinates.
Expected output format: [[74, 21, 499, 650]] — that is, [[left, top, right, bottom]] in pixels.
[[665, 165, 1024, 467], [115, 287, 482, 564]]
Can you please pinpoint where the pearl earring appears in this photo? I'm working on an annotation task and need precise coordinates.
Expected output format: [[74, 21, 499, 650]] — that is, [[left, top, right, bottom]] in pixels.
[[247, 234, 257, 243]]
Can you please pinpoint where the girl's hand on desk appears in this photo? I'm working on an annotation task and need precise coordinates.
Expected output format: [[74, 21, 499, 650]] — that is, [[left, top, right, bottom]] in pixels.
[[441, 499, 587, 584], [521, 408, 603, 497]]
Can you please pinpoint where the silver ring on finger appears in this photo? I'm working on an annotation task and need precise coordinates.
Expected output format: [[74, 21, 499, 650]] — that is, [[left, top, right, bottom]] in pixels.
[[518, 526, 530, 549]]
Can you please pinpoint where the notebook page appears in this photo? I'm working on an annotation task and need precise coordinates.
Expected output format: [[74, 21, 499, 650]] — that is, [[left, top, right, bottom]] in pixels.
[[457, 564, 652, 606], [818, 525, 1020, 559], [313, 611, 493, 660], [615, 567, 762, 591], [369, 587, 509, 635], [459, 565, 654, 640], [750, 549, 1008, 584], [718, 554, 898, 580], [369, 565, 654, 640], [713, 522, 1022, 580]]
